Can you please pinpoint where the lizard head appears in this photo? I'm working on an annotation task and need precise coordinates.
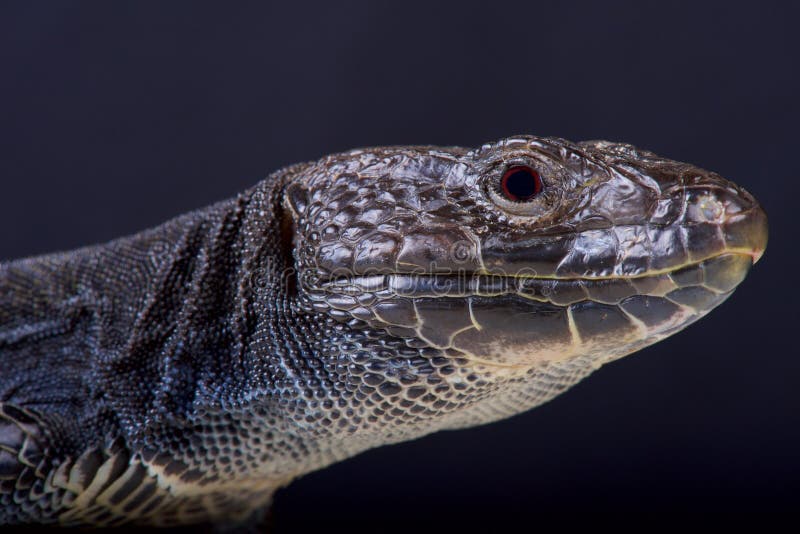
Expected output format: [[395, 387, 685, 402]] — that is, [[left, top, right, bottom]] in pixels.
[[283, 135, 767, 403], [285, 136, 767, 371]]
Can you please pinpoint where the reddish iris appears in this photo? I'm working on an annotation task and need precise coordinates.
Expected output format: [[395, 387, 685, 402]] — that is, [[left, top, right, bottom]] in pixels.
[[501, 166, 542, 201]]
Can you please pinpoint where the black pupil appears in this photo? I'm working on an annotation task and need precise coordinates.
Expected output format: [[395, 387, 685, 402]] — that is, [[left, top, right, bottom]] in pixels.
[[504, 168, 539, 200]]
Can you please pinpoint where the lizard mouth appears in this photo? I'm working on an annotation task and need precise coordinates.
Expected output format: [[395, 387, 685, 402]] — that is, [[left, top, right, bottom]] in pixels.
[[316, 253, 753, 310], [308, 200, 766, 357], [307, 253, 753, 362]]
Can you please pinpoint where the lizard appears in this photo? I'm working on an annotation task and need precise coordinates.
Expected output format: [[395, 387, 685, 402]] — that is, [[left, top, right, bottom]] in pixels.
[[0, 135, 767, 528]]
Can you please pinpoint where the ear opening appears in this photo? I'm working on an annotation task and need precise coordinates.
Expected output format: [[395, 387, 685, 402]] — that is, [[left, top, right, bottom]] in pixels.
[[278, 183, 308, 299], [284, 182, 308, 217]]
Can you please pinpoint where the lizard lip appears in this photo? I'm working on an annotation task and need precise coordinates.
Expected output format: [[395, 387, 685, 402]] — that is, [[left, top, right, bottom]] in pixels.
[[314, 253, 753, 307]]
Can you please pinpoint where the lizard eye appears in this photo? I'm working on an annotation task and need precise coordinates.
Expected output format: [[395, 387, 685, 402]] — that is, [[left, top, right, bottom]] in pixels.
[[500, 166, 543, 202]]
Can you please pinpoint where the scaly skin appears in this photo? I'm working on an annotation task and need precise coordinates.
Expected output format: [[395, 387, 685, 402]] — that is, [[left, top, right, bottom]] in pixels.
[[0, 136, 767, 527]]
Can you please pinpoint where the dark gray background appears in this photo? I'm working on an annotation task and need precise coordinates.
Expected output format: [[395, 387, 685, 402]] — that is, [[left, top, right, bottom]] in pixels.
[[1, 2, 797, 531]]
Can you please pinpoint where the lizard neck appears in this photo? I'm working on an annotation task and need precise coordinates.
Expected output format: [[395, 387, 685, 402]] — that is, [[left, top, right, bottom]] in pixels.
[[0, 173, 298, 451]]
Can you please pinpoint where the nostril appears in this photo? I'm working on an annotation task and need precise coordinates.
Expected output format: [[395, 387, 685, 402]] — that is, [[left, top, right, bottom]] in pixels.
[[687, 192, 725, 223], [685, 186, 758, 225]]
